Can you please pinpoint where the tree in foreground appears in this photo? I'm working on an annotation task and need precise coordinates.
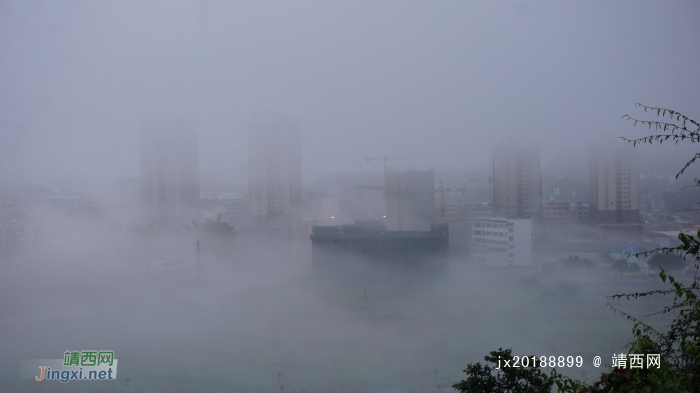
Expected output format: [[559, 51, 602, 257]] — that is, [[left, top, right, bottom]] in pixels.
[[452, 348, 584, 393], [454, 104, 700, 392]]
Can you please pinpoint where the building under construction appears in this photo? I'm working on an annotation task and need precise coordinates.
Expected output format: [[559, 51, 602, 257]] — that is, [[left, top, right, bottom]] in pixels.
[[384, 169, 435, 231], [310, 220, 449, 273]]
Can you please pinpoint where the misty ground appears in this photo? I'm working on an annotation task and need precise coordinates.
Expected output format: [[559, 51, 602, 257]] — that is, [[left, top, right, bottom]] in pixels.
[[0, 232, 674, 393]]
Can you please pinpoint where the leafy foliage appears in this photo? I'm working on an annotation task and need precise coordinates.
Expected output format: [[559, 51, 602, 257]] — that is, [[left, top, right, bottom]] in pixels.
[[576, 337, 688, 393], [622, 103, 700, 188], [453, 105, 700, 392], [452, 348, 584, 393], [603, 104, 700, 391]]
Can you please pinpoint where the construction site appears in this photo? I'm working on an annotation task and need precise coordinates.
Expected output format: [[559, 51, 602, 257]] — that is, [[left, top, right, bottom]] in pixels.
[[310, 220, 449, 274], [308, 155, 467, 275]]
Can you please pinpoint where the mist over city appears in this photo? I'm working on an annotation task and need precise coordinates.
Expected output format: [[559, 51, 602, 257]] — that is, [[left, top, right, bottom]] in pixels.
[[1, 1, 700, 392]]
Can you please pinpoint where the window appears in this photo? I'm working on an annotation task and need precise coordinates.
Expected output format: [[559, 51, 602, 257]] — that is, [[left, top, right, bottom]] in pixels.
[[509, 253, 514, 258], [509, 237, 513, 241]]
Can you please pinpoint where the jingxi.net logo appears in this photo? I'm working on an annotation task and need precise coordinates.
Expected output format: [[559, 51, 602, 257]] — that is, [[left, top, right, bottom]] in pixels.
[[21, 350, 118, 383]]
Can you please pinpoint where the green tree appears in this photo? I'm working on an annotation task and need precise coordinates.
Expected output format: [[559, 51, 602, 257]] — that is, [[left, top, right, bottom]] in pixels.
[[454, 104, 700, 392], [622, 103, 700, 188], [601, 104, 700, 392], [452, 348, 584, 393]]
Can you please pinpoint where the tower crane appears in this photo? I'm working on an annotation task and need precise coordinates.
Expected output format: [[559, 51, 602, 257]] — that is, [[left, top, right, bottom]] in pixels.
[[436, 179, 466, 220], [363, 155, 470, 227]]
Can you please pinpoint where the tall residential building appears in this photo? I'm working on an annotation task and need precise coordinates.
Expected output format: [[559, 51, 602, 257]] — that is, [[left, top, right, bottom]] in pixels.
[[248, 113, 302, 224], [588, 141, 641, 230], [384, 169, 435, 231], [140, 118, 199, 225], [491, 141, 542, 218]]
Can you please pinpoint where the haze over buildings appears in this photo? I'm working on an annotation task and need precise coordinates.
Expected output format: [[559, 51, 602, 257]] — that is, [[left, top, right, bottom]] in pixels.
[[383, 169, 435, 231], [1, 2, 699, 392], [140, 117, 200, 226], [491, 141, 542, 219], [248, 112, 302, 225], [588, 141, 641, 231], [469, 217, 533, 267]]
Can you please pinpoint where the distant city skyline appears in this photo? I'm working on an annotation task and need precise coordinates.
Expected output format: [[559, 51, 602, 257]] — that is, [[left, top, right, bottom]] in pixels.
[[1, 2, 697, 187]]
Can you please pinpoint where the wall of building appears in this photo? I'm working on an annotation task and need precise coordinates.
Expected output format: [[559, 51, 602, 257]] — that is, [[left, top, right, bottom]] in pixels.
[[542, 200, 572, 220], [492, 141, 541, 218], [469, 217, 532, 267], [140, 117, 199, 226], [310, 221, 449, 273], [384, 169, 435, 231], [248, 113, 302, 224], [588, 142, 640, 226]]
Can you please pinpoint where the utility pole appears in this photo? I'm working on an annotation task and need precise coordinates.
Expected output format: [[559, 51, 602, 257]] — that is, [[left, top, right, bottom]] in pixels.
[[195, 239, 201, 295], [277, 369, 284, 393], [123, 376, 134, 393], [433, 366, 442, 393]]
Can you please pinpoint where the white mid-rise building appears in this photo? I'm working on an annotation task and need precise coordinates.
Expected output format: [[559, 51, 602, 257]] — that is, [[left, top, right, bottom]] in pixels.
[[469, 217, 532, 267]]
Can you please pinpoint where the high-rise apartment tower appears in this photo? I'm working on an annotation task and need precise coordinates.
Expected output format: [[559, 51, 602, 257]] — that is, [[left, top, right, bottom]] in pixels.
[[491, 141, 542, 218], [588, 141, 641, 230], [384, 169, 435, 231], [248, 112, 302, 224], [140, 118, 199, 225]]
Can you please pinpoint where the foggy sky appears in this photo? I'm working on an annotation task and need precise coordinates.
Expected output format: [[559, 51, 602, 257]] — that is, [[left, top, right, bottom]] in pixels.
[[1, 0, 699, 188]]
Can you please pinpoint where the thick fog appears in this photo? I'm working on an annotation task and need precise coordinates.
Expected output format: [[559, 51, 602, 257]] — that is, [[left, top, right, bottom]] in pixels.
[[1, 1, 699, 392], [2, 1, 699, 185]]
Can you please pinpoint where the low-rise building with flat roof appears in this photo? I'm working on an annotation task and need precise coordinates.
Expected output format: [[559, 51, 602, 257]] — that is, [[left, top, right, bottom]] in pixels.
[[469, 217, 532, 267], [310, 220, 448, 273]]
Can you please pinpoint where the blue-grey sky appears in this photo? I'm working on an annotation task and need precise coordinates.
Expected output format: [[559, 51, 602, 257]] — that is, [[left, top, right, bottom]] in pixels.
[[1, 0, 699, 187]]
